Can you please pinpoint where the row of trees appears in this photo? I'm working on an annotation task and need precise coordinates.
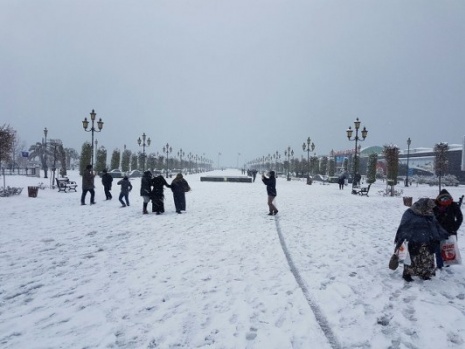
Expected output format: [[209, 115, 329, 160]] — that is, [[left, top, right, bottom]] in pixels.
[[79, 143, 214, 175]]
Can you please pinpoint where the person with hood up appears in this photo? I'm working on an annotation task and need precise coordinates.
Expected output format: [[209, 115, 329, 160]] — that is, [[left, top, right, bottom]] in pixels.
[[151, 174, 171, 214], [394, 198, 449, 282], [262, 170, 278, 215], [117, 176, 133, 207], [433, 189, 463, 268], [171, 173, 190, 214], [140, 171, 152, 214], [81, 164, 96, 205], [101, 169, 113, 200]]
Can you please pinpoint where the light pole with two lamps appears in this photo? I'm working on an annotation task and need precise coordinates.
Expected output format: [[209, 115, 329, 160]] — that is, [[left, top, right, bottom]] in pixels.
[[284, 146, 294, 181], [177, 148, 185, 172], [163, 143, 172, 177], [302, 137, 315, 184], [82, 109, 104, 169], [137, 133, 151, 171], [346, 117, 368, 187]]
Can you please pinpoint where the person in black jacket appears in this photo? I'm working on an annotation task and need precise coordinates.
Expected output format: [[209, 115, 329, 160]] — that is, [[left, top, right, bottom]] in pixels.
[[433, 189, 463, 269], [262, 171, 278, 215], [151, 175, 171, 214], [101, 169, 113, 200], [140, 171, 152, 214], [171, 173, 190, 214], [117, 176, 133, 207]]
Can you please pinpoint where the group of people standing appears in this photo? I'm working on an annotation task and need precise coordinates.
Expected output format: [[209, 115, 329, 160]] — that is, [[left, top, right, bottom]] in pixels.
[[394, 189, 463, 282], [81, 165, 190, 215], [140, 171, 190, 214]]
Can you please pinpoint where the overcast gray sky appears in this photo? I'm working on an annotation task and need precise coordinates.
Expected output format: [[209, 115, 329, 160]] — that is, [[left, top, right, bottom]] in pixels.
[[1, 0, 464, 168]]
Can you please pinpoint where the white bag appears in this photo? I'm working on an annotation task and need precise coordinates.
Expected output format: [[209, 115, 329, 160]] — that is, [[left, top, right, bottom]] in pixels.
[[441, 235, 462, 265], [397, 241, 411, 266]]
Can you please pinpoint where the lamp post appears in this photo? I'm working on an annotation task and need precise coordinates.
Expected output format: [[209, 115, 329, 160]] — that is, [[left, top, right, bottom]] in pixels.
[[187, 152, 193, 173], [43, 127, 48, 178], [302, 137, 315, 181], [346, 117, 368, 187], [405, 137, 411, 187], [163, 143, 172, 177], [273, 151, 280, 172], [284, 146, 294, 181], [177, 148, 185, 172], [82, 109, 104, 169], [137, 133, 151, 171]]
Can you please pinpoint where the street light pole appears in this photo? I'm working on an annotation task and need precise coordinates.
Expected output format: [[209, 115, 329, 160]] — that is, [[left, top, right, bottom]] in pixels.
[[346, 117, 368, 187], [177, 148, 185, 172], [43, 127, 48, 178], [82, 109, 104, 169], [284, 146, 294, 181], [163, 143, 172, 177], [302, 137, 315, 182], [405, 137, 411, 187], [137, 133, 151, 171]]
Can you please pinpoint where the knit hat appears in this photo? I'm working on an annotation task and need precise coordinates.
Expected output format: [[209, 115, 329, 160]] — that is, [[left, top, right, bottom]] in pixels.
[[436, 189, 453, 206]]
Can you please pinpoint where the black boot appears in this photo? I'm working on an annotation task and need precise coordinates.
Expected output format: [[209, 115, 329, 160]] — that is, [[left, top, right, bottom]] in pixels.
[[143, 203, 148, 214]]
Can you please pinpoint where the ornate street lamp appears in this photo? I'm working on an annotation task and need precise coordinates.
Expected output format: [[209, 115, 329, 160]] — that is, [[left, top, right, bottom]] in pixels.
[[273, 151, 280, 172], [302, 137, 315, 181], [346, 117, 368, 187], [284, 146, 294, 181], [137, 133, 151, 171], [82, 109, 104, 169], [177, 148, 185, 172], [163, 143, 172, 177], [43, 127, 48, 178], [406, 137, 411, 187]]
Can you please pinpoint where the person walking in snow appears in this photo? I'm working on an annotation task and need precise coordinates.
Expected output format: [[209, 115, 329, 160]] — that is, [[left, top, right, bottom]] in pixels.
[[262, 170, 278, 215], [433, 189, 463, 269], [81, 164, 96, 205], [394, 198, 448, 282], [171, 173, 190, 214], [101, 168, 113, 200], [117, 176, 133, 207], [151, 174, 171, 214], [140, 170, 152, 214]]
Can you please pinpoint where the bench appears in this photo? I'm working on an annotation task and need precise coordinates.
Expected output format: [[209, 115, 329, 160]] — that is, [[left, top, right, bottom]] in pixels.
[[352, 183, 371, 196], [56, 178, 78, 192]]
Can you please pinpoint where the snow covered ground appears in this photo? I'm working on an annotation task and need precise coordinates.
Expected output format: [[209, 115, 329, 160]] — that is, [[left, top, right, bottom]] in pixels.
[[1, 169, 464, 349]]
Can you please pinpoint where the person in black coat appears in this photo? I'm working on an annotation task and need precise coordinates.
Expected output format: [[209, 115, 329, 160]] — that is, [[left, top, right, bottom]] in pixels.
[[394, 198, 448, 281], [101, 169, 113, 200], [171, 173, 190, 214], [140, 171, 152, 214], [262, 171, 278, 215], [151, 175, 171, 214], [433, 189, 463, 268]]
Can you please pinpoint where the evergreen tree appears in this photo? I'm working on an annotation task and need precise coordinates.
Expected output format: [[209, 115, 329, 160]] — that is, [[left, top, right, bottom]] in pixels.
[[366, 153, 378, 184], [434, 142, 449, 192], [328, 158, 336, 176], [110, 149, 121, 170], [121, 149, 131, 172], [79, 142, 92, 175], [131, 154, 138, 171], [383, 144, 399, 196], [95, 146, 107, 173], [320, 156, 328, 175]]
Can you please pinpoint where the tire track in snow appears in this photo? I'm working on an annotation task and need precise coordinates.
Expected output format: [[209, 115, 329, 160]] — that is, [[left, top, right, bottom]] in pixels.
[[274, 216, 342, 349]]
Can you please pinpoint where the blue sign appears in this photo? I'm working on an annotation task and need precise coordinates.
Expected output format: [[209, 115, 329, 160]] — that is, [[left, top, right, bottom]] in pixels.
[[408, 168, 413, 175], [21, 151, 29, 157]]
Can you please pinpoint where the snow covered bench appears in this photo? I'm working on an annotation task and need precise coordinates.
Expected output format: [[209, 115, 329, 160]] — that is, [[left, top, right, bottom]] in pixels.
[[56, 178, 78, 192]]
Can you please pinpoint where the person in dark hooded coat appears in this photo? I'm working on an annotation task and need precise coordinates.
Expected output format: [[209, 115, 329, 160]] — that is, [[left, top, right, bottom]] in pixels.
[[140, 171, 152, 214], [433, 189, 463, 269], [151, 175, 171, 214], [394, 198, 448, 282], [262, 170, 278, 215], [171, 173, 190, 214]]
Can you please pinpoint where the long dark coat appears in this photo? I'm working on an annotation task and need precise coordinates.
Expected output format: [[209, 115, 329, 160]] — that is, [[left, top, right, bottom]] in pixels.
[[151, 175, 171, 213], [171, 177, 190, 212]]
